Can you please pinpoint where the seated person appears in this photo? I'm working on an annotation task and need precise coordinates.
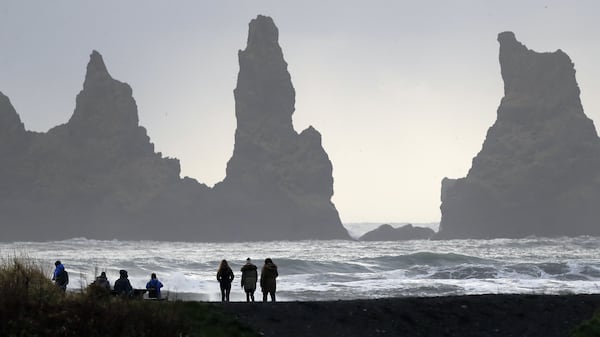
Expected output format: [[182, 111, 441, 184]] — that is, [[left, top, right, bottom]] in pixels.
[[145, 273, 164, 299], [113, 269, 133, 297], [92, 271, 111, 291]]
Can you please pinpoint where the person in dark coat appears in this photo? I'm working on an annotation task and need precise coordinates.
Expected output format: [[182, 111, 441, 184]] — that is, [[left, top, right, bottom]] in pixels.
[[52, 260, 69, 292], [92, 271, 111, 291], [145, 273, 164, 299], [240, 257, 258, 302], [217, 259, 234, 302], [260, 258, 278, 302], [113, 269, 133, 297]]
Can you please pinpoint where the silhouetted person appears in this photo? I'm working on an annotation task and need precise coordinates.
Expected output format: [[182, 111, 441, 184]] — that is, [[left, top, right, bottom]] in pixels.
[[52, 260, 69, 292], [92, 271, 111, 291], [260, 258, 278, 302], [113, 269, 133, 297], [217, 259, 234, 302], [146, 273, 164, 299], [241, 257, 258, 302]]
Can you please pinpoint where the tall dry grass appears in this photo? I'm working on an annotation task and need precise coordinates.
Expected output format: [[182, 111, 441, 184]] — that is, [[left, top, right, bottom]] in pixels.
[[0, 256, 258, 337]]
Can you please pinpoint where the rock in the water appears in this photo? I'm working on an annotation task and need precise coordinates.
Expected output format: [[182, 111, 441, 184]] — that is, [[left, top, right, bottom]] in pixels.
[[0, 51, 196, 240], [0, 15, 348, 242], [359, 224, 435, 241], [438, 32, 600, 239], [213, 15, 347, 240]]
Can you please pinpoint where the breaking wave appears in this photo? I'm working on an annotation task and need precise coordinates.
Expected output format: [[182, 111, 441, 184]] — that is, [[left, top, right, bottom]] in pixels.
[[1, 235, 599, 301]]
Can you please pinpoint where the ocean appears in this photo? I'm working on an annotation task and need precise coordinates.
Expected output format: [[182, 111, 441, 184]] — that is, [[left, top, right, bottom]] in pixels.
[[1, 223, 599, 302]]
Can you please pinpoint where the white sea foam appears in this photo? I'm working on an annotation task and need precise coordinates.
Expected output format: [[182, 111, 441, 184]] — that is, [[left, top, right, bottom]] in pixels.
[[1, 235, 599, 301]]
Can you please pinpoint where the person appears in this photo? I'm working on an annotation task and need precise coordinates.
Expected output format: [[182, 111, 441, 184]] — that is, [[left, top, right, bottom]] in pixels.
[[145, 273, 164, 299], [52, 260, 69, 292], [113, 269, 133, 297], [260, 258, 278, 302], [240, 257, 258, 302], [216, 259, 234, 302], [91, 271, 111, 291]]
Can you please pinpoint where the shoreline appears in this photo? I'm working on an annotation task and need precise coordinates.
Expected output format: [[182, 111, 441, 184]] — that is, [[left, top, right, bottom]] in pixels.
[[212, 294, 600, 337]]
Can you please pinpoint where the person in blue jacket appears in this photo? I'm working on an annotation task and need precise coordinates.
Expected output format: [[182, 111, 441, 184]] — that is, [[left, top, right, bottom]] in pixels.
[[146, 273, 164, 299], [52, 260, 69, 292]]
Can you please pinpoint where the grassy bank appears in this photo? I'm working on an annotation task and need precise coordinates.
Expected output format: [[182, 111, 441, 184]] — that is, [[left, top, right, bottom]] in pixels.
[[0, 257, 258, 337]]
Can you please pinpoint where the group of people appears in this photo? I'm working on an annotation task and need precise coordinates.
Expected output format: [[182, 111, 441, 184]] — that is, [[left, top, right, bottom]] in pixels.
[[53, 261, 164, 299], [217, 257, 278, 303], [52, 257, 278, 303], [91, 269, 165, 299]]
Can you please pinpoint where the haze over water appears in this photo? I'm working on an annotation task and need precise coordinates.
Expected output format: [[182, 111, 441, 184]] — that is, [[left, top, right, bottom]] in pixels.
[[3, 225, 599, 302]]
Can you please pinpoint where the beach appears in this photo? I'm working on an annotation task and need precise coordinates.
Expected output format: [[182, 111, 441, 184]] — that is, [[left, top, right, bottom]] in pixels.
[[218, 294, 600, 337]]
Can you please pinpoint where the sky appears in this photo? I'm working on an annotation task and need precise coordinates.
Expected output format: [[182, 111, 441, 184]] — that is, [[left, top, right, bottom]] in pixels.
[[1, 1, 600, 224]]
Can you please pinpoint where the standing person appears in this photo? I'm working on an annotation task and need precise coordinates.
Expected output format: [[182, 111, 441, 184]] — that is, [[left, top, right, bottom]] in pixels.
[[240, 258, 258, 302], [216, 260, 234, 302], [92, 271, 111, 291], [113, 269, 133, 298], [145, 273, 164, 299], [260, 258, 278, 303], [52, 260, 69, 292]]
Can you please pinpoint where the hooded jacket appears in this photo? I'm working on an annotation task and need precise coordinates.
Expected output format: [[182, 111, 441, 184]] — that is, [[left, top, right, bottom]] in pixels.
[[93, 273, 110, 290], [241, 263, 258, 290], [114, 271, 133, 296], [260, 262, 278, 293], [53, 264, 69, 288], [146, 278, 164, 298]]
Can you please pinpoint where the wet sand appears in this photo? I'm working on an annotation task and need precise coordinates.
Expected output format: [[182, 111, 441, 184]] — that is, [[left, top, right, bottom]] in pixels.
[[217, 294, 600, 337]]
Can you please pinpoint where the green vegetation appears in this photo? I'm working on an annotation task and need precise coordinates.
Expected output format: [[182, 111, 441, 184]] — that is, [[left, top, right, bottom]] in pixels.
[[572, 310, 600, 337], [0, 257, 258, 337]]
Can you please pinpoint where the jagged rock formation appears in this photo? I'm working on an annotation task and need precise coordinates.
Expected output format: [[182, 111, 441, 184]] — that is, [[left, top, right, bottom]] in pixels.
[[0, 51, 204, 240], [438, 32, 600, 239], [212, 15, 347, 240], [0, 15, 348, 241], [359, 224, 434, 241]]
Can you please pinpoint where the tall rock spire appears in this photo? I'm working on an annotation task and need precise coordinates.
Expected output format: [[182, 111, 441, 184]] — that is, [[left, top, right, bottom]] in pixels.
[[83, 50, 113, 90], [233, 15, 295, 144], [216, 15, 347, 240], [438, 32, 600, 239]]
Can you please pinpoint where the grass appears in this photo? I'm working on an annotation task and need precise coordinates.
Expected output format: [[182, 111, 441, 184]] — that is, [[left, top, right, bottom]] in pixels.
[[572, 310, 600, 337], [0, 257, 259, 337]]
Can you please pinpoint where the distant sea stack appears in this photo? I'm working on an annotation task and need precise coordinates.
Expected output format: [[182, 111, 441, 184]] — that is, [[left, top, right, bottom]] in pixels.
[[438, 32, 600, 239], [359, 224, 434, 241], [0, 15, 348, 241], [213, 15, 347, 240]]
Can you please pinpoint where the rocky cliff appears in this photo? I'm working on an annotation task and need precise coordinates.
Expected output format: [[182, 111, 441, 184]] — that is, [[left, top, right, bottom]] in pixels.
[[0, 15, 348, 241], [213, 15, 347, 240], [438, 32, 600, 239], [0, 50, 203, 240]]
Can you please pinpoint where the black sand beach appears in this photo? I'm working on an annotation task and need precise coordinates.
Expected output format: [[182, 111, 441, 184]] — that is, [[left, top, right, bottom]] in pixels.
[[218, 294, 600, 337]]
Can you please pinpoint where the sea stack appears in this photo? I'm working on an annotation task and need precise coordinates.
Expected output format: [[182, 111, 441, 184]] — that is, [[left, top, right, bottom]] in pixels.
[[213, 15, 348, 240], [438, 32, 600, 239], [359, 224, 435, 241], [0, 51, 188, 240], [0, 15, 348, 241]]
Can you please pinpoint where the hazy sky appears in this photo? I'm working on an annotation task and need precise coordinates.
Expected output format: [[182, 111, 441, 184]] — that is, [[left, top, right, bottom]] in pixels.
[[1, 1, 599, 224]]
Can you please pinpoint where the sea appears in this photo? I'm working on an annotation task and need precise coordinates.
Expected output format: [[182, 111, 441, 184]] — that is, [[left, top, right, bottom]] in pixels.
[[1, 223, 599, 302]]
